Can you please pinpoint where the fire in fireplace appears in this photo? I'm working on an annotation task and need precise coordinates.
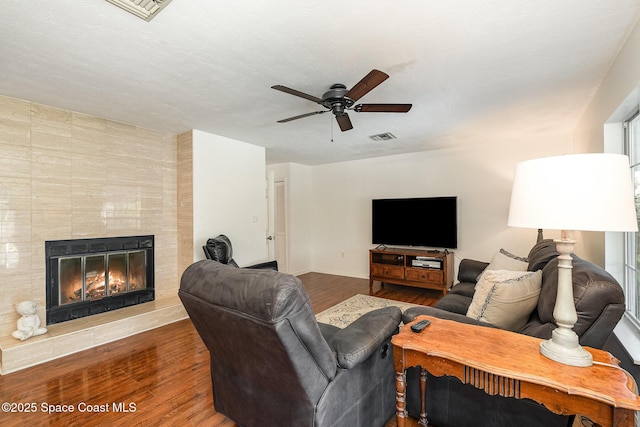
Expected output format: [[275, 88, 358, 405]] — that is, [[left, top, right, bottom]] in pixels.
[[45, 236, 155, 325]]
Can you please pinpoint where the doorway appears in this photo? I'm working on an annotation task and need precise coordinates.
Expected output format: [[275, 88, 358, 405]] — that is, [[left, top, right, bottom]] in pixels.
[[267, 173, 288, 273], [274, 180, 287, 272]]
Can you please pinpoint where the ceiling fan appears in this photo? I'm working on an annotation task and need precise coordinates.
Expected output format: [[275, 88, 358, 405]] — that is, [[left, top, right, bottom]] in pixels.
[[271, 69, 412, 132]]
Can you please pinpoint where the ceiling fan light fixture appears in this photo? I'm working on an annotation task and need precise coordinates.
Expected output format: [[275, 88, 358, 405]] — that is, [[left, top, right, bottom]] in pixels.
[[104, 0, 173, 21], [369, 132, 397, 141]]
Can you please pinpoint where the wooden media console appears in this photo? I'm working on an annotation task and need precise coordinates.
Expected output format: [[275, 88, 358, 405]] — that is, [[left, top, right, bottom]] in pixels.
[[369, 247, 453, 295]]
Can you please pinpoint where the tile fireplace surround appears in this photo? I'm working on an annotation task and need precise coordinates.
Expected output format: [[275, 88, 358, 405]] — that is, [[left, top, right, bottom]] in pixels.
[[0, 96, 193, 374]]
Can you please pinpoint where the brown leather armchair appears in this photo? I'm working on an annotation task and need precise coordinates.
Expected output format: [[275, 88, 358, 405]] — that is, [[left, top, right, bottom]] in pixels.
[[179, 260, 401, 427]]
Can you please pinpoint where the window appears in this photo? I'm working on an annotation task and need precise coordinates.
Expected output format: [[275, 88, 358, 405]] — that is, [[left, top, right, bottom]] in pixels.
[[623, 111, 640, 325]]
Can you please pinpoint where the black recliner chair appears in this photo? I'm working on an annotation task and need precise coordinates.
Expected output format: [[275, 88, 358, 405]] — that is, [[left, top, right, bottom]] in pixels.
[[203, 234, 278, 270], [179, 260, 401, 427]]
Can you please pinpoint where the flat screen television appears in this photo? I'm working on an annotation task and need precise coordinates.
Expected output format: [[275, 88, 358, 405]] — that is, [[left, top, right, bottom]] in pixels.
[[372, 196, 457, 249]]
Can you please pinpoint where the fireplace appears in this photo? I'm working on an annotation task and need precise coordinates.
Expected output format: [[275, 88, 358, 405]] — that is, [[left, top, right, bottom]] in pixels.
[[45, 235, 155, 325]]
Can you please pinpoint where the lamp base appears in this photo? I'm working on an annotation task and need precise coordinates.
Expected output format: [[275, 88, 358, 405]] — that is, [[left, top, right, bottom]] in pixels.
[[535, 233, 594, 367], [539, 327, 593, 367]]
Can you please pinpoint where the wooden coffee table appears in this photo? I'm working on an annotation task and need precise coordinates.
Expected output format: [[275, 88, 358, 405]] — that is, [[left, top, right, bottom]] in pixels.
[[392, 316, 640, 427]]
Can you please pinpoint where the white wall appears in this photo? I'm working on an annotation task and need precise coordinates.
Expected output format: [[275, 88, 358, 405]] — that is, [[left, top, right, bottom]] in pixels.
[[192, 130, 268, 266], [308, 135, 570, 279], [287, 163, 313, 275], [574, 21, 640, 154], [573, 17, 640, 266]]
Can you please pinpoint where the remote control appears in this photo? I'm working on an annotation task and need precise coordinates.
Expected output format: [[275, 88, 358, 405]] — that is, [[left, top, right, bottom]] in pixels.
[[410, 319, 431, 332]]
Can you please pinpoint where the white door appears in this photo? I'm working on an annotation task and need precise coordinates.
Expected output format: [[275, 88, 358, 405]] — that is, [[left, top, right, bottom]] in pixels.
[[274, 180, 288, 272], [266, 171, 276, 260]]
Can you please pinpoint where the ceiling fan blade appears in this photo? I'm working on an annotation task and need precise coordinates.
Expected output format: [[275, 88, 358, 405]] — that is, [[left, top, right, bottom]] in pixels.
[[336, 114, 353, 132], [355, 103, 412, 113], [277, 110, 327, 123], [271, 85, 324, 104], [345, 69, 389, 101]]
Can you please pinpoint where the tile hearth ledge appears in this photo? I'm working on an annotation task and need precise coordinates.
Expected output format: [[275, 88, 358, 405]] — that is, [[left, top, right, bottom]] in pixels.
[[0, 296, 188, 375]]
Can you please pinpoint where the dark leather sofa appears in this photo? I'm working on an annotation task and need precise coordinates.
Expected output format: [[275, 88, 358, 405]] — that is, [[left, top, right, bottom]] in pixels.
[[179, 260, 402, 427], [402, 239, 626, 427]]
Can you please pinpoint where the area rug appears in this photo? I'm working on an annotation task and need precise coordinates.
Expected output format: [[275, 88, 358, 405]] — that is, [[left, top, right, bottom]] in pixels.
[[315, 294, 421, 328]]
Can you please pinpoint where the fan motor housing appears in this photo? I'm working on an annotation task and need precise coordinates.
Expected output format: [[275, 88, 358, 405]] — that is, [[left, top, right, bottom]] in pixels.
[[322, 84, 353, 115]]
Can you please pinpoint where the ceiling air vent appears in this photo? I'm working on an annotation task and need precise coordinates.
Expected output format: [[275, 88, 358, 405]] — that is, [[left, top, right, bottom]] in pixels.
[[369, 132, 397, 141], [105, 0, 173, 21]]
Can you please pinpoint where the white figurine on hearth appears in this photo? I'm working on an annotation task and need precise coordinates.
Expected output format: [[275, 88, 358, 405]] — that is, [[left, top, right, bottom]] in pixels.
[[11, 300, 47, 341]]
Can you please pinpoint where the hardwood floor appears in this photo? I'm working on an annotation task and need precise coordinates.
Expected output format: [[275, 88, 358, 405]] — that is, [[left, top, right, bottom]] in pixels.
[[0, 273, 441, 427]]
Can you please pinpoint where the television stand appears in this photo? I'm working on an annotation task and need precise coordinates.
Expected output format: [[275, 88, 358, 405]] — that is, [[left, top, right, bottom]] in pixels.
[[369, 247, 453, 295]]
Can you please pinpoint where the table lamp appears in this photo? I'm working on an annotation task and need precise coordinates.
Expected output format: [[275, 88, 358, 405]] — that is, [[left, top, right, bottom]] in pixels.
[[508, 153, 638, 366]]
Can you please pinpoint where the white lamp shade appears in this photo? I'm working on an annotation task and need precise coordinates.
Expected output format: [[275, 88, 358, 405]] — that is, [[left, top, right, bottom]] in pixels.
[[508, 153, 638, 232]]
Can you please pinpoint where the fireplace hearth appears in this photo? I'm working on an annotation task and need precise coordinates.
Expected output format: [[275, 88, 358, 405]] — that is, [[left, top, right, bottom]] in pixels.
[[45, 235, 155, 325]]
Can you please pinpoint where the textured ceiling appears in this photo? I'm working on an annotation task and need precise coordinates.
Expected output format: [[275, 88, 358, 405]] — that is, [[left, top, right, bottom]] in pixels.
[[1, 1, 639, 165]]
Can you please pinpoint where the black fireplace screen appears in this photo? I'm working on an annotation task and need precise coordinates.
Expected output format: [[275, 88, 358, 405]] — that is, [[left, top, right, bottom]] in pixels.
[[58, 250, 147, 304], [46, 236, 154, 325]]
